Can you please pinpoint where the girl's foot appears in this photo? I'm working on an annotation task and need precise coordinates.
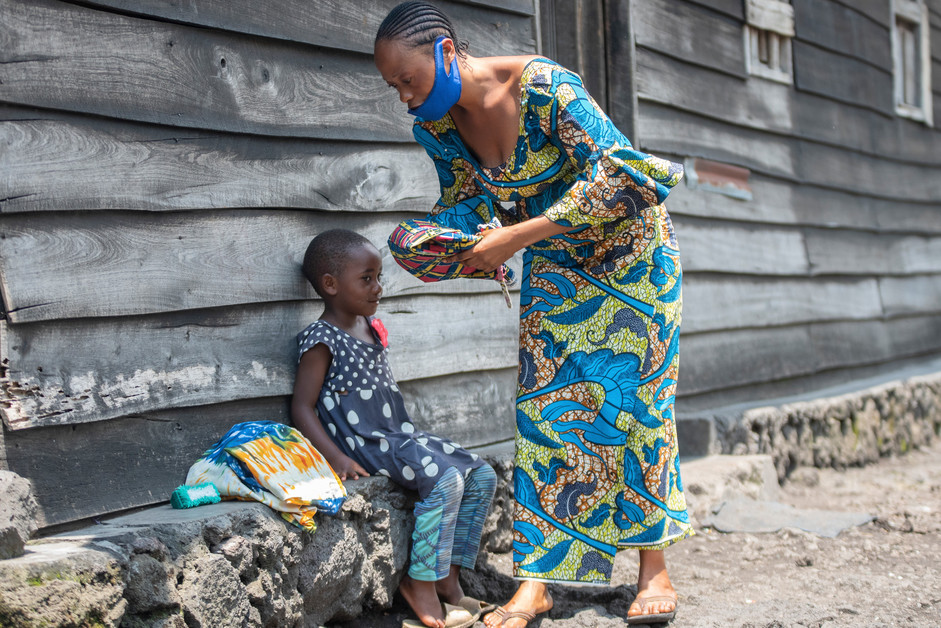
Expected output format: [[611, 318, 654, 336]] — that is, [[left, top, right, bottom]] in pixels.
[[483, 580, 553, 627], [627, 549, 677, 620], [399, 575, 445, 628], [434, 565, 465, 606]]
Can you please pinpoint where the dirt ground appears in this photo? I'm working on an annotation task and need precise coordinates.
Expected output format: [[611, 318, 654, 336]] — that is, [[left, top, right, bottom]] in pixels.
[[343, 440, 941, 627]]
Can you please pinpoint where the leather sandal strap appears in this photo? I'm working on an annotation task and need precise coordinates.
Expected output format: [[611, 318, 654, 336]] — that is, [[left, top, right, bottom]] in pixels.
[[499, 610, 537, 625]]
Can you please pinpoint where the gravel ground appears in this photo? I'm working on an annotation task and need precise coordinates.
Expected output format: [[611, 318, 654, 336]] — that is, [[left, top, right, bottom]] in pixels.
[[337, 441, 941, 628]]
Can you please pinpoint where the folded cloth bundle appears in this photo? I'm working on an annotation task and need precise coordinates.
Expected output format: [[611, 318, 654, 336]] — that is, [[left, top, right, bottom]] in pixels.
[[184, 421, 346, 530], [388, 197, 516, 306]]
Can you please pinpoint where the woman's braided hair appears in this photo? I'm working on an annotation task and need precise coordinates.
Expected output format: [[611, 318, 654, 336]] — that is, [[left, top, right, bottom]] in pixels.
[[375, 1, 468, 57]]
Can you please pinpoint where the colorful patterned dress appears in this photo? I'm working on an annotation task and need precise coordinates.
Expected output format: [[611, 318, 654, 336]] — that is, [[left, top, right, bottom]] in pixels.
[[398, 58, 693, 585]]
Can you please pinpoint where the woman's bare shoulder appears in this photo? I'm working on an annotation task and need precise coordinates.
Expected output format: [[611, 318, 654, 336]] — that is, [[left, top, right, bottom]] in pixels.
[[485, 54, 544, 72]]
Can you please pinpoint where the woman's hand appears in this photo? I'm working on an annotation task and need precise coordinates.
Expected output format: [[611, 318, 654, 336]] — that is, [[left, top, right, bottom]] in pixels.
[[329, 454, 370, 481], [445, 216, 574, 271], [446, 227, 519, 272]]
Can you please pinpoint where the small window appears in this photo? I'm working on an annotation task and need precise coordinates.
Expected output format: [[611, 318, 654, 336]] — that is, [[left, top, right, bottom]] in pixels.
[[744, 0, 794, 84], [892, 0, 933, 125]]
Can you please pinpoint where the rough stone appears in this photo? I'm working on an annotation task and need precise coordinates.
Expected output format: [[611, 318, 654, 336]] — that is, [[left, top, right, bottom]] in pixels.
[[124, 553, 181, 614], [0, 461, 507, 627], [702, 498, 874, 537], [178, 553, 252, 627], [705, 371, 941, 481], [680, 454, 779, 525], [0, 543, 126, 627], [0, 470, 39, 560]]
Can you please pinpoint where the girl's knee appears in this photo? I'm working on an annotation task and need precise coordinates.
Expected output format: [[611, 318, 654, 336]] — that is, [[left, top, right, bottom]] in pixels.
[[434, 465, 465, 498], [469, 463, 497, 494]]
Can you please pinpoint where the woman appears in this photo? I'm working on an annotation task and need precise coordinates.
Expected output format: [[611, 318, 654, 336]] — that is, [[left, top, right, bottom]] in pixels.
[[375, 2, 692, 626]]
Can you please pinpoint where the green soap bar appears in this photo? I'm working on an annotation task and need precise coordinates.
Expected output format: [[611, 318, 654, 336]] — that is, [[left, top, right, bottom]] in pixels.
[[170, 482, 221, 509]]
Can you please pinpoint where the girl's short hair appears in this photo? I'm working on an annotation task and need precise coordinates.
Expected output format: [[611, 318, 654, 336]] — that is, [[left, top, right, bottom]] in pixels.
[[375, 1, 468, 57], [302, 229, 375, 297]]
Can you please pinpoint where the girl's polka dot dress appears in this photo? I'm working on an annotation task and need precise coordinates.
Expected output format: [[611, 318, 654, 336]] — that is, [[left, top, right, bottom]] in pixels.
[[297, 318, 484, 499]]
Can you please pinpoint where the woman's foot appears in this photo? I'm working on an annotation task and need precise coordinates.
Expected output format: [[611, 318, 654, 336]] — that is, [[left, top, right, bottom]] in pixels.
[[483, 580, 553, 627], [399, 575, 445, 628], [435, 565, 465, 606], [627, 550, 677, 621]]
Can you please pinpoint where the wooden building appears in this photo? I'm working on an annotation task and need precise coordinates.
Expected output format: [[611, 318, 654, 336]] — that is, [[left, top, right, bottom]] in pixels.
[[1, 0, 939, 529]]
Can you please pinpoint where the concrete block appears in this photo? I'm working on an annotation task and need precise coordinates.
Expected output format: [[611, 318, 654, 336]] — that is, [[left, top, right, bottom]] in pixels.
[[680, 454, 779, 526]]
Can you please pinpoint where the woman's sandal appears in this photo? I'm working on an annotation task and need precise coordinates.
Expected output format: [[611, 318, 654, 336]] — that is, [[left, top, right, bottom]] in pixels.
[[486, 606, 538, 626], [626, 594, 678, 625]]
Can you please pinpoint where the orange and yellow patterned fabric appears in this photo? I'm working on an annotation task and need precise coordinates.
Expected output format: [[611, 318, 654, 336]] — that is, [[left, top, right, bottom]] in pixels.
[[185, 421, 346, 531]]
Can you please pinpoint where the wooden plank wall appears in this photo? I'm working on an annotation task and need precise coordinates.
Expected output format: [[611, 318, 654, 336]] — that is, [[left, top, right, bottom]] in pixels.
[[0, 0, 535, 526], [633, 0, 941, 410], [2, 0, 940, 527]]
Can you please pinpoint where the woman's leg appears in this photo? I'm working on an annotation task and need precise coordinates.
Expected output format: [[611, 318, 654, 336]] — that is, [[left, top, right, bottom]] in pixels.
[[400, 467, 464, 628], [437, 464, 497, 604], [628, 549, 677, 618]]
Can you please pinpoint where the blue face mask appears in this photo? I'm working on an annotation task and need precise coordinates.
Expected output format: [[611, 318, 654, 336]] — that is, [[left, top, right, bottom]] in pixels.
[[407, 36, 462, 120]]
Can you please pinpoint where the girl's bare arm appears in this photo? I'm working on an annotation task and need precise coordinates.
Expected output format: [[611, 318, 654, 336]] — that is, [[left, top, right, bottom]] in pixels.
[[292, 343, 369, 480]]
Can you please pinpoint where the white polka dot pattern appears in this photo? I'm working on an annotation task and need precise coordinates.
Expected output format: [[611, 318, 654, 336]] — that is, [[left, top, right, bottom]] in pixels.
[[296, 318, 484, 499]]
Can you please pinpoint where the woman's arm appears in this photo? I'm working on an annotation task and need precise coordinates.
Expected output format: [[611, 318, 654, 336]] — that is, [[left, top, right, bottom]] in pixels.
[[446, 214, 572, 272], [291, 344, 369, 480]]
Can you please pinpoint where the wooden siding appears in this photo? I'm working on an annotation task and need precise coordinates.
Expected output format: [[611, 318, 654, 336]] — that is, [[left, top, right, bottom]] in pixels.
[[0, 0, 535, 525], [633, 0, 941, 411], [2, 0, 940, 526]]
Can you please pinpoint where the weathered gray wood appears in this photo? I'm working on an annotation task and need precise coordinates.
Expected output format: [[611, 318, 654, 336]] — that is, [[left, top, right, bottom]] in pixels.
[[2, 398, 291, 526], [0, 112, 439, 214], [794, 136, 941, 202], [539, 0, 607, 103], [636, 48, 793, 135], [793, 91, 941, 167], [662, 146, 941, 234], [672, 217, 810, 275], [603, 0, 639, 142], [805, 230, 941, 275], [829, 0, 891, 26], [683, 0, 744, 20], [682, 276, 884, 335], [640, 104, 941, 201], [636, 48, 941, 165], [637, 104, 797, 179], [0, 295, 519, 430], [879, 275, 941, 317], [792, 40, 895, 116], [745, 0, 794, 36], [632, 0, 747, 78], [78, 0, 535, 56], [679, 314, 941, 395], [793, 0, 891, 70], [3, 366, 518, 526], [0, 210, 520, 323], [399, 368, 518, 448], [667, 174, 941, 236], [0, 0, 412, 141]]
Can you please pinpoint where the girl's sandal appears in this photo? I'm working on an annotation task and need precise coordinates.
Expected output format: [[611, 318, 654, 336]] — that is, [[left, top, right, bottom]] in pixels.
[[458, 595, 498, 618], [402, 602, 477, 628]]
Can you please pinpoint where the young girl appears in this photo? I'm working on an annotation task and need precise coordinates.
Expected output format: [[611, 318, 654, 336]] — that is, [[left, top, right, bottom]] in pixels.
[[291, 228, 497, 628]]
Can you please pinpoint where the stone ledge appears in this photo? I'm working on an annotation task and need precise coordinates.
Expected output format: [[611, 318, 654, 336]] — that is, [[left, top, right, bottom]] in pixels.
[[0, 453, 514, 628], [679, 368, 941, 480]]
